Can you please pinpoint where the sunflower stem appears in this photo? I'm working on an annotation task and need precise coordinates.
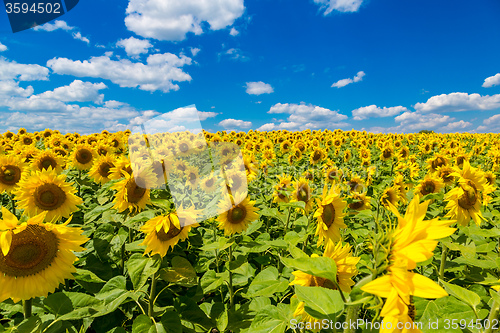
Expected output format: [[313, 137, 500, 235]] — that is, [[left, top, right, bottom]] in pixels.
[[23, 299, 32, 319], [148, 270, 159, 318], [9, 193, 16, 216], [484, 299, 499, 333], [228, 244, 234, 310], [343, 304, 360, 333], [439, 244, 448, 281]]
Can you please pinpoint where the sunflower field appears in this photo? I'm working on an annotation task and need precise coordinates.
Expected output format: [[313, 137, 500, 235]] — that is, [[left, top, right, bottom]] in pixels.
[[0, 128, 500, 333]]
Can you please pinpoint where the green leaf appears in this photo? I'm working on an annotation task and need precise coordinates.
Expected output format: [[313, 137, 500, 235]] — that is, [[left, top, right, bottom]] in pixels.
[[132, 315, 154, 333], [200, 270, 228, 294], [279, 201, 306, 211], [95, 276, 133, 315], [73, 268, 106, 283], [160, 256, 198, 287], [44, 292, 103, 321], [160, 311, 182, 333], [200, 237, 233, 252], [173, 296, 213, 330], [281, 256, 337, 284], [216, 308, 229, 332], [294, 285, 344, 321], [440, 280, 481, 312], [11, 316, 42, 333], [127, 253, 161, 290], [245, 266, 289, 298], [489, 288, 500, 304], [248, 304, 291, 333]]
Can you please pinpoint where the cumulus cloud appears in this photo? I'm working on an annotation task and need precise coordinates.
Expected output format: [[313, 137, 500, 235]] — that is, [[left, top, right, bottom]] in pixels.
[[0, 42, 7, 52], [331, 71, 365, 88], [313, 0, 363, 15], [219, 118, 252, 128], [33, 20, 74, 31], [47, 53, 192, 93], [190, 47, 201, 56], [441, 120, 472, 132], [352, 105, 407, 120], [72, 32, 90, 44], [258, 102, 348, 131], [33, 20, 90, 44], [476, 114, 500, 133], [38, 80, 107, 104], [230, 27, 239, 36], [116, 37, 153, 57], [0, 80, 34, 98], [483, 73, 500, 88], [218, 48, 249, 61], [394, 111, 453, 132], [414, 92, 500, 113], [0, 57, 49, 81], [245, 81, 274, 95], [125, 0, 245, 41]]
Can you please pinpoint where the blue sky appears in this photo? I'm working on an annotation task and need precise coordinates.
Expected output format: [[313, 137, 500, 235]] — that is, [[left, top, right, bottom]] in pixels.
[[0, 0, 499, 134]]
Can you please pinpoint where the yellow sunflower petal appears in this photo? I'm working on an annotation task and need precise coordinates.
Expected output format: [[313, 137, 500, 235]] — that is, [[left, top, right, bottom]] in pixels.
[[0, 230, 13, 256], [409, 273, 448, 298]]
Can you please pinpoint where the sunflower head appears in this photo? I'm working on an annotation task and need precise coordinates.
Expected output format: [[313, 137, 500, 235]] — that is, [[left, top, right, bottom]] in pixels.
[[89, 155, 116, 184], [217, 192, 259, 236], [70, 144, 97, 170], [0, 155, 26, 194], [0, 208, 88, 303], [31, 150, 65, 174], [314, 186, 347, 245]]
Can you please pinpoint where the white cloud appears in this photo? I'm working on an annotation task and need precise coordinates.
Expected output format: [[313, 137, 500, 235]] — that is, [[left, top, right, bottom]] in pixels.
[[219, 48, 249, 61], [230, 27, 239, 36], [483, 73, 500, 88], [352, 105, 407, 120], [0, 42, 7, 52], [261, 102, 348, 131], [414, 92, 500, 113], [47, 53, 192, 93], [38, 80, 107, 104], [331, 71, 365, 88], [72, 32, 90, 44], [125, 0, 245, 41], [190, 47, 201, 56], [313, 0, 363, 15], [441, 120, 472, 132], [245, 81, 274, 95], [219, 118, 252, 128], [394, 111, 453, 132], [33, 20, 89, 44], [0, 80, 34, 98], [0, 57, 49, 81], [256, 123, 277, 131], [33, 20, 74, 31], [116, 37, 153, 57]]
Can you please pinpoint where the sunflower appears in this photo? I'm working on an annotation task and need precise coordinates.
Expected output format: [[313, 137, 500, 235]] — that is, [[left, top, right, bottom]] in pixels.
[[69, 144, 97, 170], [314, 186, 347, 245], [217, 192, 259, 236], [140, 207, 199, 257], [31, 150, 65, 174], [109, 156, 133, 180], [0, 155, 26, 194], [380, 146, 394, 161], [415, 174, 444, 197], [225, 170, 247, 196], [14, 168, 82, 221], [200, 173, 218, 192], [435, 165, 456, 185], [346, 174, 365, 193], [361, 196, 455, 331], [272, 174, 292, 204], [111, 167, 155, 214], [184, 165, 200, 189], [348, 192, 371, 212], [291, 178, 314, 213], [309, 147, 326, 165], [427, 154, 448, 172], [89, 155, 116, 184], [0, 208, 88, 303], [444, 180, 483, 226], [243, 154, 259, 182], [290, 241, 359, 327], [324, 166, 343, 184], [380, 186, 401, 208]]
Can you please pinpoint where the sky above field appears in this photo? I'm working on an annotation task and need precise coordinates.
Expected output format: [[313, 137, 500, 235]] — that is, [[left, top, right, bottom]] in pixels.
[[0, 0, 500, 134]]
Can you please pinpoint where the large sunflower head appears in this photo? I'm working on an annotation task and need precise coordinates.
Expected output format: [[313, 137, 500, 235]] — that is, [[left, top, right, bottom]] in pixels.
[[0, 208, 88, 303], [0, 155, 26, 194], [348, 192, 371, 212], [314, 186, 347, 246], [435, 165, 456, 185], [427, 154, 448, 172], [272, 174, 292, 204], [140, 208, 199, 257], [291, 178, 314, 213], [14, 168, 83, 222], [217, 192, 259, 236], [70, 144, 97, 170], [109, 156, 133, 180], [415, 174, 444, 197], [380, 186, 401, 208], [89, 154, 116, 184], [111, 166, 155, 214], [309, 147, 326, 165], [445, 178, 483, 226], [31, 150, 66, 174]]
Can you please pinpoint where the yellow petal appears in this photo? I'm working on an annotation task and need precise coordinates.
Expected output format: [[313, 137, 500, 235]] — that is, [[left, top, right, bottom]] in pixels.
[[0, 231, 12, 256], [169, 214, 181, 229], [361, 275, 393, 298], [0, 207, 18, 229], [409, 273, 448, 298]]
